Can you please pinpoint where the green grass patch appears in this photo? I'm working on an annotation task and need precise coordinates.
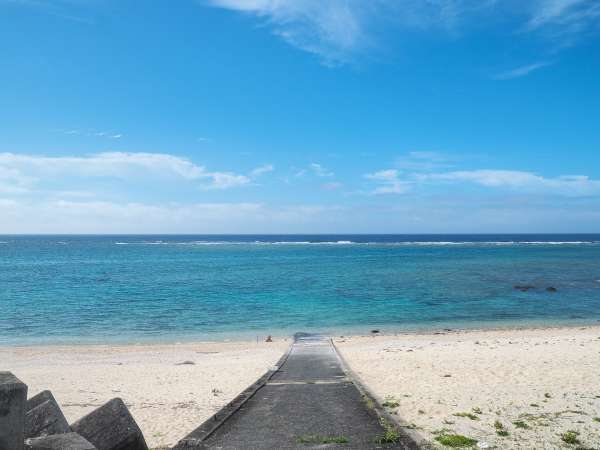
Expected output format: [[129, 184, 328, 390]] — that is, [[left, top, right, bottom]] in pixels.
[[561, 430, 580, 445], [434, 434, 477, 448], [296, 435, 349, 444], [593, 417, 600, 422], [362, 394, 375, 410], [453, 412, 479, 420], [513, 420, 530, 429], [375, 417, 400, 444]]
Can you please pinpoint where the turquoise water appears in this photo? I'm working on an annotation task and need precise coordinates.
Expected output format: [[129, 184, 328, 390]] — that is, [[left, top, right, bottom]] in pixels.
[[1, 235, 600, 345]]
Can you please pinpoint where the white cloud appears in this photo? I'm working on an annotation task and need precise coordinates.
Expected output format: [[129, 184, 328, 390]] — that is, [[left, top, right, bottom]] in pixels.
[[493, 61, 552, 80], [528, 0, 600, 32], [208, 0, 600, 65], [364, 169, 411, 195], [421, 169, 600, 196], [250, 164, 275, 177], [208, 0, 366, 65], [0, 152, 252, 191], [309, 163, 334, 177], [0, 199, 345, 233], [294, 163, 334, 178]]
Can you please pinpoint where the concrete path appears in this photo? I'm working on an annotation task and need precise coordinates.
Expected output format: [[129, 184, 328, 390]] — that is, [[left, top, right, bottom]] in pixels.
[[174, 333, 420, 450]]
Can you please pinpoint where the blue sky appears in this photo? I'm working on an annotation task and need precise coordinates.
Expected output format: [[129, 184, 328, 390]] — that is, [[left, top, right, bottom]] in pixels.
[[1, 0, 599, 233]]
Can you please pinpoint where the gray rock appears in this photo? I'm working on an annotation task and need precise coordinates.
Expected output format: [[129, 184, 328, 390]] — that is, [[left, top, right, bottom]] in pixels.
[[70, 398, 148, 450], [0, 371, 28, 450], [25, 398, 71, 438], [25, 432, 97, 450]]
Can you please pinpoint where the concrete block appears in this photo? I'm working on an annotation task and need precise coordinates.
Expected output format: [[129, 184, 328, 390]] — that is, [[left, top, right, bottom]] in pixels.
[[25, 432, 96, 450], [26, 391, 55, 412], [25, 398, 70, 438], [0, 372, 28, 450], [70, 398, 148, 450]]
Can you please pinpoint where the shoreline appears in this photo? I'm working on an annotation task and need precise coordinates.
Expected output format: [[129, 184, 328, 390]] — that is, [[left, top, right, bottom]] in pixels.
[[3, 318, 600, 348]]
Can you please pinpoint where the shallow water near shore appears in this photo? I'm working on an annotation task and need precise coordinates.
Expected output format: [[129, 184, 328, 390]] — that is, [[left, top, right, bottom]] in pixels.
[[1, 234, 600, 345]]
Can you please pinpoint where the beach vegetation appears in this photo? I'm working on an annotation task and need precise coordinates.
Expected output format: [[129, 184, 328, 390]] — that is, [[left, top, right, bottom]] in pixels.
[[513, 420, 530, 429], [472, 407, 482, 414], [418, 409, 425, 415], [544, 392, 552, 398], [494, 420, 509, 436], [561, 430, 580, 445], [361, 394, 375, 410], [453, 412, 479, 420], [593, 417, 600, 422], [382, 396, 400, 408], [530, 403, 540, 407], [375, 417, 400, 444], [375, 428, 400, 444], [296, 435, 349, 444], [434, 434, 477, 448]]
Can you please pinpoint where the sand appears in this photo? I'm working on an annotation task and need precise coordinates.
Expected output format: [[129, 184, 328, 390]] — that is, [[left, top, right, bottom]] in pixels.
[[4, 326, 600, 449], [336, 326, 600, 449], [1, 339, 289, 448]]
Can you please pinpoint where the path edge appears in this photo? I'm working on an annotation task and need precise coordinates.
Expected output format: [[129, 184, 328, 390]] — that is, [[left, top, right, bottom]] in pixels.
[[331, 338, 425, 450], [172, 341, 294, 450]]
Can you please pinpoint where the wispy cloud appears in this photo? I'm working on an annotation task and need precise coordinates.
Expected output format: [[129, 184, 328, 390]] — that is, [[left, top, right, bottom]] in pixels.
[[250, 163, 275, 177], [0, 199, 346, 233], [528, 0, 600, 33], [0, 152, 257, 191], [207, 0, 600, 65], [364, 169, 411, 195], [295, 163, 334, 178], [208, 0, 367, 65], [493, 61, 553, 80], [420, 169, 600, 196], [58, 129, 124, 139], [364, 164, 600, 197]]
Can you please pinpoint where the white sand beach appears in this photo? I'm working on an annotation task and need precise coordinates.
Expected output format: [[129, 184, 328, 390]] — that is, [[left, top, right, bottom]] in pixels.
[[1, 339, 289, 448], [336, 326, 600, 449], [3, 326, 600, 449]]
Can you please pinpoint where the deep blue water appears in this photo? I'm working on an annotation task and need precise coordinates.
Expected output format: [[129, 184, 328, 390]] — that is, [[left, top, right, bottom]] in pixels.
[[1, 234, 600, 345]]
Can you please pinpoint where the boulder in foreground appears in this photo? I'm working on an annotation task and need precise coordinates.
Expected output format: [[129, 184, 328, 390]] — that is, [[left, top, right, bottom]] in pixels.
[[70, 398, 148, 450], [25, 432, 97, 450]]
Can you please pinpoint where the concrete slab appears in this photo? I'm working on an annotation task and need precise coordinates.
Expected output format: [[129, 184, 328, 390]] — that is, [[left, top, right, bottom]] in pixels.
[[174, 333, 420, 450]]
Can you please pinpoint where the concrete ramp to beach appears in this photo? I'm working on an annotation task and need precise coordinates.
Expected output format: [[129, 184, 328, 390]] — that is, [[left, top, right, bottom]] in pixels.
[[174, 333, 420, 450]]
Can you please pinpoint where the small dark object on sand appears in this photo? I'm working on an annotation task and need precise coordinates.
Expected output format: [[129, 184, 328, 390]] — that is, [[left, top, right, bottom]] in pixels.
[[546, 287, 557, 292], [175, 361, 195, 366], [265, 335, 273, 342], [371, 329, 380, 334], [514, 285, 535, 292]]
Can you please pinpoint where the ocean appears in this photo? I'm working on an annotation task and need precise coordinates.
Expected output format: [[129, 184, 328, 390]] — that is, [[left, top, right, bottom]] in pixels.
[[1, 234, 600, 345]]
